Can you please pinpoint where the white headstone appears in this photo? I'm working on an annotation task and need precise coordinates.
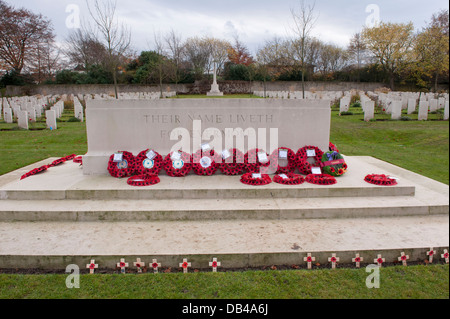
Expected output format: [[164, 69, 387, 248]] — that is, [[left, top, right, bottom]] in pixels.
[[339, 97, 350, 113], [17, 111, 29, 130], [46, 110, 57, 130], [418, 101, 429, 121], [407, 98, 416, 115], [444, 101, 449, 121], [4, 108, 13, 123], [391, 101, 402, 120], [364, 101, 375, 122], [429, 99, 438, 112]]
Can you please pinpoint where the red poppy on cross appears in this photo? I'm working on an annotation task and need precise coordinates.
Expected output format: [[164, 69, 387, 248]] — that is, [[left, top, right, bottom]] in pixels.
[[151, 259, 162, 273], [328, 253, 340, 269], [352, 254, 364, 268], [303, 253, 316, 270], [442, 249, 449, 264], [374, 255, 385, 267], [117, 258, 129, 274], [427, 248, 436, 263], [133, 258, 145, 273], [398, 252, 409, 266], [86, 259, 98, 274], [179, 259, 191, 273], [209, 258, 221, 272]]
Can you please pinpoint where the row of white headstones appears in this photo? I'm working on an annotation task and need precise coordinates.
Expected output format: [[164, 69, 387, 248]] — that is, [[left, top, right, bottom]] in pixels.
[[254, 90, 450, 121], [86, 248, 449, 274], [0, 91, 177, 130]]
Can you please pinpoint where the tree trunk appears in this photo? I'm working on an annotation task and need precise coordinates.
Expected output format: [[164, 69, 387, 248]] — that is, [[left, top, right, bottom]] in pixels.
[[112, 66, 118, 99], [435, 72, 439, 93], [389, 74, 395, 91]]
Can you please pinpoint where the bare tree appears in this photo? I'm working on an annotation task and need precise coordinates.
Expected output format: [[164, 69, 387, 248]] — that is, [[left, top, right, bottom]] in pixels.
[[290, 0, 318, 98], [347, 32, 367, 82], [165, 29, 185, 88], [86, 0, 131, 98], [65, 28, 108, 71]]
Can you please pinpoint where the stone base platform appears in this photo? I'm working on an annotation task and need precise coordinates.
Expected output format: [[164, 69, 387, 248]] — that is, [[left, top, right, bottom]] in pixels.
[[0, 156, 448, 270]]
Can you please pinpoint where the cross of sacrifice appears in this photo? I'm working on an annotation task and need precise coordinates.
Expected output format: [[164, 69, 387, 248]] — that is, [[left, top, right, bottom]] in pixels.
[[117, 258, 129, 274], [133, 258, 145, 273], [328, 253, 340, 269], [86, 259, 98, 274], [398, 252, 409, 266], [352, 254, 364, 268], [304, 253, 316, 270], [427, 248, 436, 263], [180, 259, 191, 274], [441, 249, 449, 264], [151, 259, 162, 273], [209, 258, 221, 272], [374, 254, 385, 267]]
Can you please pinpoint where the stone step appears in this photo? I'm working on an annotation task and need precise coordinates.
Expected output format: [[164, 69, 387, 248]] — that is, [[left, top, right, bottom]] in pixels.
[[0, 215, 448, 270], [0, 156, 417, 201], [0, 195, 446, 222]]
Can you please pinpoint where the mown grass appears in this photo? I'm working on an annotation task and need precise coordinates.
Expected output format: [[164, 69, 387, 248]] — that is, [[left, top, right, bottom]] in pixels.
[[0, 265, 448, 299], [0, 95, 448, 300]]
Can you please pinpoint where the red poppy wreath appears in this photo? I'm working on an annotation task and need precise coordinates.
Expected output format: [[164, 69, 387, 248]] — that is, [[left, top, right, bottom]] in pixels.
[[273, 172, 305, 185], [297, 146, 324, 175], [364, 174, 398, 186], [163, 151, 192, 177], [191, 149, 220, 176], [20, 165, 49, 180], [305, 174, 337, 185], [219, 148, 246, 176], [127, 174, 160, 187], [245, 148, 270, 173], [134, 149, 163, 176], [73, 156, 83, 164], [107, 151, 136, 178], [269, 147, 297, 174], [240, 172, 272, 186]]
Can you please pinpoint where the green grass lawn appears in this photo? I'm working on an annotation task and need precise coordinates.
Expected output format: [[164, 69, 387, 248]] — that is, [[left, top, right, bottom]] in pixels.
[[0, 95, 448, 300]]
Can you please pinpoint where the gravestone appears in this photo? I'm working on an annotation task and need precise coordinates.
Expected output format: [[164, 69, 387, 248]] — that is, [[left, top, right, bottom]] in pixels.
[[438, 97, 445, 109], [339, 97, 350, 113], [391, 101, 402, 120], [429, 99, 438, 112], [364, 101, 375, 121], [4, 108, 13, 123], [84, 99, 331, 175], [407, 99, 416, 114], [45, 110, 57, 130], [444, 101, 449, 121], [418, 101, 429, 121], [17, 111, 29, 130]]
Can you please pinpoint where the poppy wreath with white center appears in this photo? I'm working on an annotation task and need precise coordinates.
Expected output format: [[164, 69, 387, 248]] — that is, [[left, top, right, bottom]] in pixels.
[[245, 148, 270, 174], [134, 149, 163, 176], [273, 173, 305, 185], [364, 174, 398, 186], [127, 174, 160, 187], [219, 148, 246, 176], [73, 156, 83, 164], [269, 147, 297, 174], [20, 165, 49, 180], [163, 151, 192, 177], [296, 146, 324, 175], [321, 151, 347, 177], [107, 151, 136, 178], [240, 172, 272, 186], [305, 174, 337, 185], [191, 149, 220, 176]]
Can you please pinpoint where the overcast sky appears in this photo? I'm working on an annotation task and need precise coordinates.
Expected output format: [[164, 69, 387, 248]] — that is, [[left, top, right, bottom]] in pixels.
[[6, 0, 450, 55]]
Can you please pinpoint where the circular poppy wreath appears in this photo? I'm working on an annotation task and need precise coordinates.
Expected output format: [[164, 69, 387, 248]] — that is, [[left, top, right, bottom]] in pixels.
[[297, 146, 324, 175], [127, 174, 160, 187], [321, 151, 348, 177], [273, 173, 305, 185], [269, 148, 297, 174], [245, 149, 270, 174], [191, 150, 220, 176], [20, 165, 49, 180], [219, 148, 246, 176], [240, 172, 272, 186], [163, 151, 192, 177], [107, 151, 136, 178], [305, 174, 337, 186], [134, 149, 163, 176], [364, 174, 398, 186]]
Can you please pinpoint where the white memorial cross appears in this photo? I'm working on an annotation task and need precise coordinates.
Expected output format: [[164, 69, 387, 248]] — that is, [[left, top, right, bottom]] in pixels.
[[374, 254, 385, 267], [328, 253, 339, 269], [180, 258, 191, 273], [86, 259, 98, 274], [209, 258, 221, 273], [398, 252, 409, 266], [427, 248, 436, 263], [151, 259, 162, 273], [352, 253, 364, 268], [133, 258, 145, 273], [441, 249, 449, 264], [304, 253, 316, 270], [117, 258, 129, 274]]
